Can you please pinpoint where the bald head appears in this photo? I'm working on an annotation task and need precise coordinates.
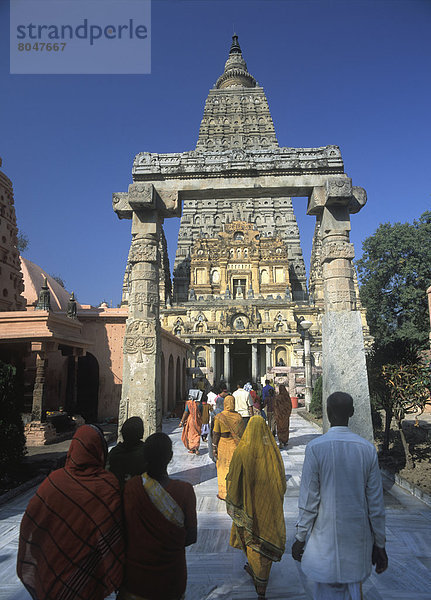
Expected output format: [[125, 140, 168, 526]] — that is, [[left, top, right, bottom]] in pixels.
[[327, 392, 354, 426]]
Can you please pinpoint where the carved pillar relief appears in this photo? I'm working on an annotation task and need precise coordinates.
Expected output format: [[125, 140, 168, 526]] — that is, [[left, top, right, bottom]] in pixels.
[[113, 182, 171, 438]]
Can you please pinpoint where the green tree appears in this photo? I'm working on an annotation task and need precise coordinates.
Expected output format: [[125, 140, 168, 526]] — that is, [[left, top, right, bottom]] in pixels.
[[356, 211, 431, 350], [367, 341, 418, 453], [381, 362, 431, 469], [17, 232, 29, 253]]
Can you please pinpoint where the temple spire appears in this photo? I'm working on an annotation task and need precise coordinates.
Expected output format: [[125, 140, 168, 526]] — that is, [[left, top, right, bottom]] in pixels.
[[195, 33, 278, 152], [230, 33, 241, 55], [216, 34, 256, 89]]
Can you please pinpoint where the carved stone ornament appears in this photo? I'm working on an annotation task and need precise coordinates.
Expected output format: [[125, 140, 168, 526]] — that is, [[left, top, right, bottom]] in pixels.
[[129, 239, 157, 263], [321, 241, 355, 263], [124, 319, 157, 359]]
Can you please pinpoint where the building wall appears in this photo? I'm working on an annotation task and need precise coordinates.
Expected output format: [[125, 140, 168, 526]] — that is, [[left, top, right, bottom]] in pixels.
[[78, 308, 189, 420]]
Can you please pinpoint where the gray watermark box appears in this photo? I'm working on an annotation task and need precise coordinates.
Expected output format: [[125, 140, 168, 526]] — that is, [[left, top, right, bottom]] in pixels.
[[10, 0, 151, 74]]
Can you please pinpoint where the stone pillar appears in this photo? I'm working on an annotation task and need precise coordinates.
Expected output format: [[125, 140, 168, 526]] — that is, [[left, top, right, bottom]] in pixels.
[[223, 341, 230, 389], [266, 340, 272, 373], [251, 341, 258, 382], [251, 262, 260, 294], [210, 341, 216, 384], [31, 344, 48, 422], [113, 183, 168, 438], [220, 261, 228, 294], [309, 179, 373, 441], [303, 331, 312, 411]]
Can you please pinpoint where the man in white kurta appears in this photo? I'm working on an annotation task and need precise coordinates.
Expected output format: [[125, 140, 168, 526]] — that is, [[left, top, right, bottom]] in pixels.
[[292, 392, 387, 599]]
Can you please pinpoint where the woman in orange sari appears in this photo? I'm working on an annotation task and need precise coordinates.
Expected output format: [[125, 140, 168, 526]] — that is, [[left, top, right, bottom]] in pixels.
[[274, 384, 292, 449], [179, 395, 202, 454], [212, 395, 245, 500], [226, 416, 286, 600]]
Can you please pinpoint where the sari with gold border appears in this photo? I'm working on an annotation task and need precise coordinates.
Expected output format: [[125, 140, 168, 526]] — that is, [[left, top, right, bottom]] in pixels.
[[226, 416, 286, 593]]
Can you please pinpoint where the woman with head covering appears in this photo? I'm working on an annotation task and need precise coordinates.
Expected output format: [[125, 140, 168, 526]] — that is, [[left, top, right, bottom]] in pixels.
[[250, 383, 262, 416], [226, 416, 286, 600], [179, 394, 203, 455], [200, 396, 210, 442], [17, 424, 124, 600], [208, 386, 228, 462], [274, 384, 292, 449], [106, 416, 146, 488], [119, 432, 197, 600], [212, 395, 245, 500]]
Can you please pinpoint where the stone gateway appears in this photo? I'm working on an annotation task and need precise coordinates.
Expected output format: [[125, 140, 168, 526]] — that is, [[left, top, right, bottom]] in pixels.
[[114, 35, 373, 441]]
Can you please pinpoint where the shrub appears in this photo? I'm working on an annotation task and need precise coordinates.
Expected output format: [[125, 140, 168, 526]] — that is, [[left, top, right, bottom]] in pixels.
[[0, 361, 26, 480], [310, 375, 323, 418]]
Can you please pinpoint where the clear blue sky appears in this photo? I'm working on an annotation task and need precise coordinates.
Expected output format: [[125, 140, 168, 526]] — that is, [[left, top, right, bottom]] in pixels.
[[1, 0, 430, 307]]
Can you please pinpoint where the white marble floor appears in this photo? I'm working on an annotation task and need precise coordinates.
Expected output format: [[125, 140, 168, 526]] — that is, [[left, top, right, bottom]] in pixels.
[[1, 414, 431, 599]]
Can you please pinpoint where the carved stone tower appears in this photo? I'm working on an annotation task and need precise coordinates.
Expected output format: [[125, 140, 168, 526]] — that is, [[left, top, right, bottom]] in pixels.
[[0, 157, 26, 311], [173, 35, 307, 303]]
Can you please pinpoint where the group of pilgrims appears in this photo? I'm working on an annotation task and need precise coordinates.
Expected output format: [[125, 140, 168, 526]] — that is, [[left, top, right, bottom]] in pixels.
[[16, 384, 387, 600], [179, 380, 292, 501], [16, 378, 292, 600]]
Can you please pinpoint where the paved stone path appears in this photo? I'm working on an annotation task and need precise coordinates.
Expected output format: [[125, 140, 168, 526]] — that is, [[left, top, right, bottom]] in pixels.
[[1, 414, 431, 599]]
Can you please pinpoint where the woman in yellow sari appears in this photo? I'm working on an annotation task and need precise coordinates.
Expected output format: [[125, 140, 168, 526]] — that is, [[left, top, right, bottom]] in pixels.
[[226, 416, 286, 600], [212, 395, 245, 500]]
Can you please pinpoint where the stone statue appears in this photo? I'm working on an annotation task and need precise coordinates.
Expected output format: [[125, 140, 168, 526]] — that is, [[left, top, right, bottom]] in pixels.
[[67, 292, 77, 319], [35, 277, 51, 311], [235, 317, 245, 330], [188, 287, 196, 301]]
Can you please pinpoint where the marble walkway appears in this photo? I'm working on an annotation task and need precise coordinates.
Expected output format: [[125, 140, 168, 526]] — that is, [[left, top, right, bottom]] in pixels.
[[1, 414, 431, 599]]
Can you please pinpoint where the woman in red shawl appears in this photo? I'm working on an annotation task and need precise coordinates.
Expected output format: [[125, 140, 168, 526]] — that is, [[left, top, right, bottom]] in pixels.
[[119, 432, 197, 600], [17, 424, 124, 600], [274, 384, 292, 449], [179, 395, 202, 455]]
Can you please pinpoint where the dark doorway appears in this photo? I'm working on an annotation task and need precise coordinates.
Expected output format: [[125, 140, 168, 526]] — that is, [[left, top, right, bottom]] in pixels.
[[230, 341, 251, 388], [77, 353, 99, 423]]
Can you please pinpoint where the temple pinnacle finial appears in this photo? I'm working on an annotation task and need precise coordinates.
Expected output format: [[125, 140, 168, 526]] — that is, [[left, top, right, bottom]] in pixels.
[[230, 33, 242, 55], [215, 33, 256, 89]]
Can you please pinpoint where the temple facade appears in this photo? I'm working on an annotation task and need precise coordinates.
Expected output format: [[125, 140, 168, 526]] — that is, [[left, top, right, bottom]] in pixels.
[[160, 36, 326, 393]]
